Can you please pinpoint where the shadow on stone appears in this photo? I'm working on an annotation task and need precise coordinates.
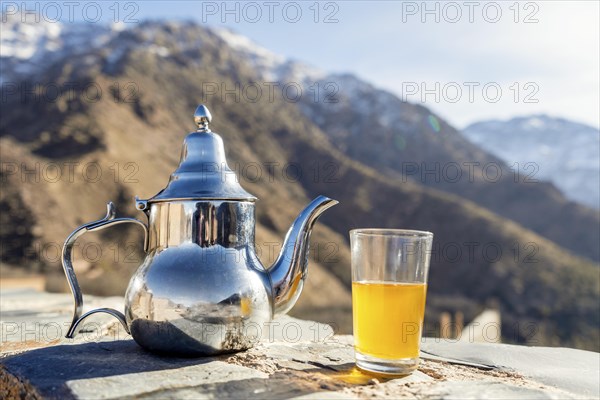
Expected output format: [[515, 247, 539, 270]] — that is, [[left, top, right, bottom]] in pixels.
[[1, 339, 215, 399]]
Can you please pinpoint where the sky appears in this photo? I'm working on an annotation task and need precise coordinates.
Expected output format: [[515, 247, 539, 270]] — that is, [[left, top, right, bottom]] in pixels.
[[9, 1, 600, 129]]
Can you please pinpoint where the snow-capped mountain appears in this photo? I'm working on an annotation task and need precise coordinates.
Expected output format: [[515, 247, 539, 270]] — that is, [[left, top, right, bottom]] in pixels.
[[463, 116, 600, 209], [3, 16, 598, 260], [211, 27, 326, 83], [0, 14, 118, 83], [0, 16, 407, 131], [212, 27, 415, 130]]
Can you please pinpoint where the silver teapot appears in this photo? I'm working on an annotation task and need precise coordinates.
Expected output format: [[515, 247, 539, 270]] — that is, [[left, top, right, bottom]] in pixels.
[[61, 104, 338, 355]]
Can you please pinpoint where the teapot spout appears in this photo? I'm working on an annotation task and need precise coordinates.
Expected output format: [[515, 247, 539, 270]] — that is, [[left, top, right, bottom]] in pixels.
[[268, 195, 338, 316]]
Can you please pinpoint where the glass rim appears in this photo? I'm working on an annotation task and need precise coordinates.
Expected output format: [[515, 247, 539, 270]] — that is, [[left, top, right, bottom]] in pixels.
[[350, 228, 433, 239]]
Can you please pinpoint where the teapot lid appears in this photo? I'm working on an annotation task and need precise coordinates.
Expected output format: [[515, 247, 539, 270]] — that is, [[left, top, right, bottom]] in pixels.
[[147, 105, 256, 203]]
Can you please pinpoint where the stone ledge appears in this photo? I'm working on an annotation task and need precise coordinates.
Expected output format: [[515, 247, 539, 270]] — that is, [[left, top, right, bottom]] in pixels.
[[1, 289, 597, 399]]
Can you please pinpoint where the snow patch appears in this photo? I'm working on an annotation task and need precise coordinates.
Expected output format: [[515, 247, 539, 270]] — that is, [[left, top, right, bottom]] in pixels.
[[463, 115, 600, 209]]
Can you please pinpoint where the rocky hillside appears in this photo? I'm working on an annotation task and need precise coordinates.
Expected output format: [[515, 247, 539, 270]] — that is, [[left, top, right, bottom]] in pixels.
[[213, 28, 600, 264], [1, 18, 598, 350]]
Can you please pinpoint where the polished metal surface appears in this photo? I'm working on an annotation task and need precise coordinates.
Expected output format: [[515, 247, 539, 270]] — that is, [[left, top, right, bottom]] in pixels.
[[125, 200, 272, 355], [61, 202, 148, 338], [61, 103, 338, 356], [149, 104, 255, 202], [194, 104, 212, 132], [269, 196, 339, 315]]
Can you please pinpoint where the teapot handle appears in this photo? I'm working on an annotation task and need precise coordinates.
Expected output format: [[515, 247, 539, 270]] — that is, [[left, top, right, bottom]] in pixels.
[[61, 202, 148, 338]]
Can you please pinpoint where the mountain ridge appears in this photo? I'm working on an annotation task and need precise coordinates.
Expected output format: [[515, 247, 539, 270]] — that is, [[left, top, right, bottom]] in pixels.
[[209, 26, 600, 263], [463, 114, 600, 209]]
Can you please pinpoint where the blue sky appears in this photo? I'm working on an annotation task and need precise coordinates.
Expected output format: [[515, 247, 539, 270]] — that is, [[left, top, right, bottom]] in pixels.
[[9, 1, 600, 129]]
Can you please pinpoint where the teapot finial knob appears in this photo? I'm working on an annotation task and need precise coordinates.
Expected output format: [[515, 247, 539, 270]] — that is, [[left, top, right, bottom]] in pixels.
[[194, 104, 212, 132]]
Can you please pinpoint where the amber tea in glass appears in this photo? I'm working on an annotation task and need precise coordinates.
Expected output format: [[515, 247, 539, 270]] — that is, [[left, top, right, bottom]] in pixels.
[[350, 229, 433, 375]]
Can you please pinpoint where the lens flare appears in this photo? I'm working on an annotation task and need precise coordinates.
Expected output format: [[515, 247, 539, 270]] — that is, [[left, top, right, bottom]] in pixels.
[[427, 115, 441, 133]]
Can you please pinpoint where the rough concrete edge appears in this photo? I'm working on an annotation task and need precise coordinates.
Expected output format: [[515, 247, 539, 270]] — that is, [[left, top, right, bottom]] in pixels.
[[0, 365, 43, 400]]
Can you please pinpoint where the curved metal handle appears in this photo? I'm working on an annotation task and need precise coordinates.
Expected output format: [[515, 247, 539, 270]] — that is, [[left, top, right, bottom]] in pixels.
[[62, 202, 148, 338]]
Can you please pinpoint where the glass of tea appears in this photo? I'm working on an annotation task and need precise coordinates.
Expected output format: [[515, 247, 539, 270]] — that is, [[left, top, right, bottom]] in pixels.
[[350, 229, 433, 375]]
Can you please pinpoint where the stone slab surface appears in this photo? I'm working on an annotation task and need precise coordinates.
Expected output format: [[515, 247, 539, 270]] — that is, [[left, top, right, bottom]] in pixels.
[[422, 339, 600, 397], [1, 289, 596, 399]]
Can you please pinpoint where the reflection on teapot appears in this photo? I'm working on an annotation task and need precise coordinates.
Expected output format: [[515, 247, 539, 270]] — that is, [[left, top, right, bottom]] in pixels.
[[61, 104, 338, 355]]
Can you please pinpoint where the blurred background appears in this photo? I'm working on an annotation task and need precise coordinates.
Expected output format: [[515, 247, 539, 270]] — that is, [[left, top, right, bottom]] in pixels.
[[1, 1, 598, 351]]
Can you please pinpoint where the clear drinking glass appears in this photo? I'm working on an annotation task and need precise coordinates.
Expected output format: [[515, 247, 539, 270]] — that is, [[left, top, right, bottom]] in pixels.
[[350, 229, 433, 375]]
